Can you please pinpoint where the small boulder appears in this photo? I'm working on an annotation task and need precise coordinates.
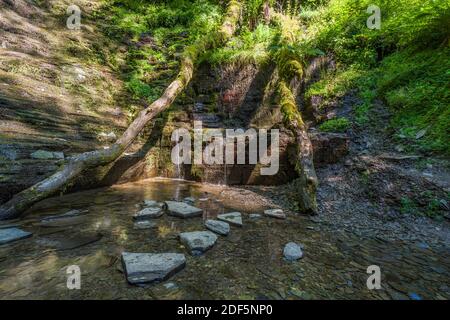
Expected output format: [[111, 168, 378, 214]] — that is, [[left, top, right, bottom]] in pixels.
[[179, 231, 217, 255], [283, 242, 303, 261], [133, 207, 164, 220], [121, 252, 186, 284], [249, 214, 262, 219], [264, 209, 286, 219], [165, 201, 203, 218], [205, 220, 230, 236], [0, 228, 32, 244], [217, 212, 242, 227]]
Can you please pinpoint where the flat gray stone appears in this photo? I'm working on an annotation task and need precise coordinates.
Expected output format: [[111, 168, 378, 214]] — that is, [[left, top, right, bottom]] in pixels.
[[183, 197, 196, 204], [0, 228, 32, 244], [41, 209, 84, 222], [264, 209, 286, 219], [217, 212, 242, 227], [179, 231, 217, 254], [283, 242, 303, 261], [143, 200, 164, 208], [133, 207, 164, 220], [163, 282, 178, 290], [134, 220, 157, 230], [121, 252, 186, 284], [249, 214, 262, 219], [165, 201, 203, 218], [31, 150, 64, 160], [205, 219, 230, 236], [38, 215, 88, 227]]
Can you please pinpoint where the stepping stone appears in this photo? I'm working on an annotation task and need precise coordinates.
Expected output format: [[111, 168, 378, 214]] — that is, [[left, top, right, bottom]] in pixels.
[[41, 209, 85, 222], [143, 200, 164, 208], [217, 212, 242, 227], [133, 207, 164, 220], [183, 197, 196, 204], [205, 219, 230, 236], [134, 220, 156, 230], [249, 214, 262, 219], [165, 201, 203, 218], [179, 231, 218, 255], [0, 228, 32, 244], [38, 215, 88, 227], [121, 252, 186, 284], [264, 209, 286, 219], [283, 242, 303, 261]]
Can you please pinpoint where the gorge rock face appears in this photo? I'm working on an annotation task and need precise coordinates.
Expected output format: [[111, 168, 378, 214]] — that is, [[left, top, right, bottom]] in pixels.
[[310, 132, 349, 167], [121, 252, 186, 284]]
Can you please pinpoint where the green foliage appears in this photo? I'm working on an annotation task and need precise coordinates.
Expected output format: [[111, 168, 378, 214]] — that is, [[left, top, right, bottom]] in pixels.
[[97, 0, 222, 103], [207, 24, 277, 65], [319, 117, 351, 132], [400, 196, 418, 215], [301, 0, 450, 155]]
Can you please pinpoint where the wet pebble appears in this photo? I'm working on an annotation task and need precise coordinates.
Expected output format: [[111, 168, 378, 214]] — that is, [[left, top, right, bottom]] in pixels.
[[283, 242, 303, 261]]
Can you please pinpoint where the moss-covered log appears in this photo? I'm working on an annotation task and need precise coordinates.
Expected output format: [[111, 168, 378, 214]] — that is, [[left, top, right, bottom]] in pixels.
[[278, 79, 318, 214], [0, 0, 242, 220], [272, 12, 318, 214]]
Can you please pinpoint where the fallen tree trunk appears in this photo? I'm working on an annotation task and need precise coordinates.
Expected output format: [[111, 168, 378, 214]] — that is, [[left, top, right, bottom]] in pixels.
[[268, 12, 318, 214], [277, 79, 318, 214], [0, 0, 242, 221]]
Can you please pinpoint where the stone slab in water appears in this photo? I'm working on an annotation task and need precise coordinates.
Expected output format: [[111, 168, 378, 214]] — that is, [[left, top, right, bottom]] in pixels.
[[143, 200, 164, 208], [264, 209, 286, 219], [0, 228, 32, 244], [183, 197, 196, 204], [217, 212, 242, 227], [283, 242, 303, 261], [41, 209, 85, 222], [133, 207, 164, 220], [121, 252, 186, 284], [165, 201, 203, 218], [205, 219, 230, 236], [179, 231, 218, 254], [134, 220, 156, 230], [38, 215, 88, 227]]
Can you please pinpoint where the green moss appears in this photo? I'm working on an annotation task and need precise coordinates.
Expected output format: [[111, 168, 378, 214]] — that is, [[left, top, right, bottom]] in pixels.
[[319, 117, 351, 132]]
